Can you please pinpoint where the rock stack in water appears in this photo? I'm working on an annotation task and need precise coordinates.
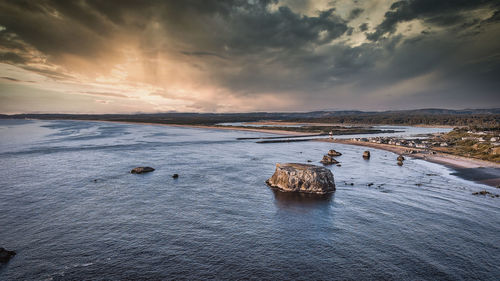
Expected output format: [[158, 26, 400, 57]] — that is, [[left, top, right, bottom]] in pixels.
[[320, 155, 339, 165], [266, 163, 335, 194], [363, 151, 370, 159], [397, 155, 405, 166], [327, 149, 342, 157]]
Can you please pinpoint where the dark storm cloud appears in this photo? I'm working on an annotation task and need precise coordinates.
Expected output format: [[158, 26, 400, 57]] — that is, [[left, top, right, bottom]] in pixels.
[[0, 52, 27, 64], [0, 0, 348, 62], [0, 0, 112, 60], [483, 10, 500, 23], [367, 0, 500, 41], [0, 0, 499, 111], [181, 51, 227, 59], [359, 23, 369, 31], [348, 8, 364, 20]]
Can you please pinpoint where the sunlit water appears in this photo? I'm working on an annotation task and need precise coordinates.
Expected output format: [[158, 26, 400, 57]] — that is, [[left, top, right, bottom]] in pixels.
[[0, 120, 498, 280]]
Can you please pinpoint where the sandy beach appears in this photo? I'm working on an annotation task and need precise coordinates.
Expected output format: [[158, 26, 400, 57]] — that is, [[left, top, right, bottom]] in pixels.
[[325, 139, 500, 187], [167, 124, 317, 136]]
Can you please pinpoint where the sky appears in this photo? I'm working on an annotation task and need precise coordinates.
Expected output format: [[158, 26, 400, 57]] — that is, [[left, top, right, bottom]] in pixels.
[[0, 0, 499, 114]]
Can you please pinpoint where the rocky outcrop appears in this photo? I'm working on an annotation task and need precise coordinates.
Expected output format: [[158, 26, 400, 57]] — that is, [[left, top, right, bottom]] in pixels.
[[363, 151, 370, 159], [266, 163, 335, 194], [397, 155, 404, 166], [327, 149, 342, 157], [320, 155, 339, 165], [0, 248, 16, 263], [472, 190, 499, 198], [130, 167, 155, 174]]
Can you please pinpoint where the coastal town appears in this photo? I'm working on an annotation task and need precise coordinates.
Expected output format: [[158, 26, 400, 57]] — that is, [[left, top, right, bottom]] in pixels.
[[344, 127, 500, 162]]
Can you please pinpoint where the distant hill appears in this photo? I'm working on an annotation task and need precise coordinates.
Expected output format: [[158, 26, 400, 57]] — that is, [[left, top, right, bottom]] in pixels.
[[1, 108, 499, 127]]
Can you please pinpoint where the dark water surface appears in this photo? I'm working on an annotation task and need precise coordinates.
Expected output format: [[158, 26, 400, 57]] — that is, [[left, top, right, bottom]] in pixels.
[[0, 120, 499, 280]]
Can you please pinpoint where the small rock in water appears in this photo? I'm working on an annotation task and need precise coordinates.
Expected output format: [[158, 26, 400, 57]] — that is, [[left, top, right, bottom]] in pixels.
[[307, 160, 312, 162], [172, 174, 179, 179], [472, 190, 498, 197], [367, 183, 374, 187], [266, 163, 335, 194], [131, 167, 155, 174], [320, 155, 339, 165], [327, 149, 342, 157], [0, 248, 16, 263], [336, 164, 341, 167], [397, 155, 405, 161], [362, 151, 370, 159], [397, 160, 403, 166]]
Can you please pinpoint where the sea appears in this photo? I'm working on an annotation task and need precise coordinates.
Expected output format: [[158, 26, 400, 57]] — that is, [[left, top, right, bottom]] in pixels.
[[0, 119, 499, 280]]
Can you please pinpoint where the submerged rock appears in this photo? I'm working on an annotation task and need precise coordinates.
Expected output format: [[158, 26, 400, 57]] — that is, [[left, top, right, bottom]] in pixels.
[[130, 167, 155, 174], [363, 151, 370, 159], [327, 149, 342, 157], [266, 163, 335, 194], [472, 190, 499, 197], [0, 248, 16, 263], [320, 155, 339, 165]]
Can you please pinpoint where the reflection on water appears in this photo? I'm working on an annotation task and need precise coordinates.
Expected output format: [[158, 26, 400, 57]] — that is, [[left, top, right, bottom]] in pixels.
[[271, 187, 333, 209]]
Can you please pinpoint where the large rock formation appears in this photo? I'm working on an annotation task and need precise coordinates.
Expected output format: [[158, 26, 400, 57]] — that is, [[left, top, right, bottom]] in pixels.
[[130, 167, 155, 174], [266, 163, 335, 194], [320, 155, 339, 165], [327, 149, 342, 157], [0, 248, 16, 263]]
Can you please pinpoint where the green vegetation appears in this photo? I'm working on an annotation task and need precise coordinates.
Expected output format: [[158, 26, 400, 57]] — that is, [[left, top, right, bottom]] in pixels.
[[2, 108, 499, 127], [434, 127, 500, 162], [293, 114, 499, 127]]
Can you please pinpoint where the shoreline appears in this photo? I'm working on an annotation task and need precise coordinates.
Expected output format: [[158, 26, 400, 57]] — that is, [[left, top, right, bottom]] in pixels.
[[107, 119, 500, 187], [64, 120, 319, 136], [16, 118, 499, 187], [246, 121, 456, 128], [325, 139, 500, 187]]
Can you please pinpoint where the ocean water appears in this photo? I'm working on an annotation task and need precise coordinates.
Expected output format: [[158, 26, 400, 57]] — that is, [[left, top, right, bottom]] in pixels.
[[0, 119, 498, 280]]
